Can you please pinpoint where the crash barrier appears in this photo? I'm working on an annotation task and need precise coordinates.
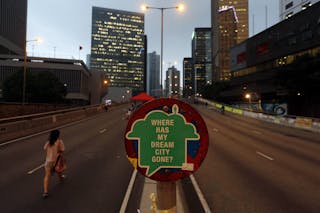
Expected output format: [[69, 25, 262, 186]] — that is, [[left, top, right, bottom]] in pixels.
[[197, 98, 320, 133], [0, 105, 105, 143]]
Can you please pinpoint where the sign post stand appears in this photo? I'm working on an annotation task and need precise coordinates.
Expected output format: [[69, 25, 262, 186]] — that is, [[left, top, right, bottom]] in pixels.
[[157, 181, 176, 212], [125, 98, 209, 212]]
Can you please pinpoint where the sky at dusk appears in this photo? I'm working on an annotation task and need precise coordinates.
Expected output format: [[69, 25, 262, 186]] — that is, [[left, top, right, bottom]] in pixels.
[[27, 0, 279, 77]]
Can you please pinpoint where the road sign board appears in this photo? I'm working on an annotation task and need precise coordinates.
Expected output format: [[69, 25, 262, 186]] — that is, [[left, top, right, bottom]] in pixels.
[[125, 98, 209, 181]]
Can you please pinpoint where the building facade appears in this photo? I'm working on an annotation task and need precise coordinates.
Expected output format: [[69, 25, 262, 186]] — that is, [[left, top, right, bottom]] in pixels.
[[90, 7, 145, 93], [0, 0, 27, 55], [280, 0, 319, 20], [183, 57, 193, 97], [192, 28, 212, 95], [165, 66, 180, 97], [227, 1, 320, 116], [147, 51, 160, 97], [0, 56, 91, 103], [211, 0, 248, 81], [217, 7, 238, 81]]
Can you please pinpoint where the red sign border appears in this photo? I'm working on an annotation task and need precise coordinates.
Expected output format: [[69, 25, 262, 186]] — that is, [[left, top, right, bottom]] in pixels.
[[125, 98, 209, 181]]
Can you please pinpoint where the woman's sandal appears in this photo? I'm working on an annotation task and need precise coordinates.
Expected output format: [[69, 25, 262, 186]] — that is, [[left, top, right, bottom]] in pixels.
[[42, 192, 49, 198]]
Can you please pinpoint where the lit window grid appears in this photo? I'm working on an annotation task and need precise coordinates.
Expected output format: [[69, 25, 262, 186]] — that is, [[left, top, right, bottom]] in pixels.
[[218, 0, 248, 43], [91, 7, 145, 90]]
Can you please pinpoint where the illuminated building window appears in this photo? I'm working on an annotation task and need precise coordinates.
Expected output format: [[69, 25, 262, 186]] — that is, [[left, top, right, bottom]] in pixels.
[[91, 7, 145, 91]]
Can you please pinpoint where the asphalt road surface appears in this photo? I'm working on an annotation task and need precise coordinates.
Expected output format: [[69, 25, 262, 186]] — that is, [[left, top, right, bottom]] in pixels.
[[187, 104, 320, 213], [0, 103, 319, 213], [0, 105, 143, 213]]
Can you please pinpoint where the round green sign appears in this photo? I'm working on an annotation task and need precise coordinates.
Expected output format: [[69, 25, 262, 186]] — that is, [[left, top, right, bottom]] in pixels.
[[125, 98, 209, 181]]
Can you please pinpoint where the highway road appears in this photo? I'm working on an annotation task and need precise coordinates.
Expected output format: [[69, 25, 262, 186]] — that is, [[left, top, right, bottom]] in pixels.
[[0, 103, 319, 212], [187, 104, 320, 213], [0, 105, 144, 213]]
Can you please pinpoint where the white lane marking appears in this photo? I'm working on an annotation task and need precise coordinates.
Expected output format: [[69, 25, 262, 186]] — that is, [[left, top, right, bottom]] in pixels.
[[256, 151, 274, 161], [212, 128, 219, 132], [252, 130, 262, 135], [27, 163, 45, 174], [99, 128, 106, 133], [119, 169, 138, 213], [190, 174, 212, 213]]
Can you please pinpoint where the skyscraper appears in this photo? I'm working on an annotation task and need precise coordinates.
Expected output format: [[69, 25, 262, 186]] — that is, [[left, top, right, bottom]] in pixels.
[[211, 0, 248, 81], [165, 66, 180, 97], [216, 0, 248, 43], [90, 7, 145, 93], [147, 51, 160, 97], [0, 0, 27, 55], [192, 28, 212, 95], [183, 57, 193, 97], [217, 6, 238, 81]]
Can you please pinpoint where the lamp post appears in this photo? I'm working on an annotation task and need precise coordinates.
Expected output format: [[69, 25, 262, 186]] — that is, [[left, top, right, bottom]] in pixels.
[[245, 93, 251, 109], [142, 4, 184, 96], [22, 37, 42, 105]]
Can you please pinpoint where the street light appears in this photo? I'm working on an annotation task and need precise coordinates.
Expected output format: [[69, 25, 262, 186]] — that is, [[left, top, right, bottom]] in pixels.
[[142, 3, 184, 96], [22, 37, 42, 105], [245, 93, 251, 109]]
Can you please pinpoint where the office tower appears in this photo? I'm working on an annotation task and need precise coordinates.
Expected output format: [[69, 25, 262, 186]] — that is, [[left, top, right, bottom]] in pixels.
[[147, 51, 160, 97], [216, 0, 248, 43], [86, 54, 91, 68], [229, 2, 320, 116], [192, 28, 212, 95], [217, 6, 238, 81], [211, 0, 248, 81], [165, 66, 180, 97], [0, 0, 27, 55], [183, 57, 193, 97], [90, 7, 145, 93], [280, 0, 319, 20], [142, 35, 147, 92]]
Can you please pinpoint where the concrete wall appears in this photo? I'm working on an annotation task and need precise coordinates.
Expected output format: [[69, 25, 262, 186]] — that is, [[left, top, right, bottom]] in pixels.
[[0, 105, 105, 143], [0, 103, 72, 119]]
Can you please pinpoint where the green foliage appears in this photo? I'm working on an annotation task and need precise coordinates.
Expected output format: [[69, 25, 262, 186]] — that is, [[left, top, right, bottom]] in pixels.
[[200, 81, 229, 101], [3, 70, 67, 103]]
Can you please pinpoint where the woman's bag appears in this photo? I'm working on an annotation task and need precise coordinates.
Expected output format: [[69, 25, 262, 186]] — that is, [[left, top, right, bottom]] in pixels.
[[54, 154, 67, 173]]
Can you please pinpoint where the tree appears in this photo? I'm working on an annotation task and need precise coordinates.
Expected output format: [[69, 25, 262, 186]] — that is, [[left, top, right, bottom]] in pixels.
[[200, 81, 229, 101], [2, 69, 36, 102], [3, 71, 67, 103], [31, 71, 67, 103]]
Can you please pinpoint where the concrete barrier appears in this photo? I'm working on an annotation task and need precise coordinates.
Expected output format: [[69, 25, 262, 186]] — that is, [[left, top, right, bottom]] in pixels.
[[196, 97, 320, 133], [0, 105, 105, 143]]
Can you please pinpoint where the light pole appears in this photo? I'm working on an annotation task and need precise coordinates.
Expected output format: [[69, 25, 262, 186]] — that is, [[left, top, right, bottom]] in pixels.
[[22, 37, 42, 105], [245, 93, 251, 109], [142, 4, 184, 96]]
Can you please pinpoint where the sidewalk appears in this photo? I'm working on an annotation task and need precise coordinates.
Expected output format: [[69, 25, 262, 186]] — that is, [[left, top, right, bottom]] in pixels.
[[139, 178, 187, 212]]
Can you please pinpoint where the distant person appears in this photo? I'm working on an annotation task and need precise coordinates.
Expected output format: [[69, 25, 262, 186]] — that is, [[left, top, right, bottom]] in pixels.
[[126, 108, 132, 120], [220, 105, 225, 114], [43, 129, 65, 198]]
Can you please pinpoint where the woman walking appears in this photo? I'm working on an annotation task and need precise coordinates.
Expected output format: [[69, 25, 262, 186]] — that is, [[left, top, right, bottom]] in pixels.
[[43, 129, 65, 198]]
